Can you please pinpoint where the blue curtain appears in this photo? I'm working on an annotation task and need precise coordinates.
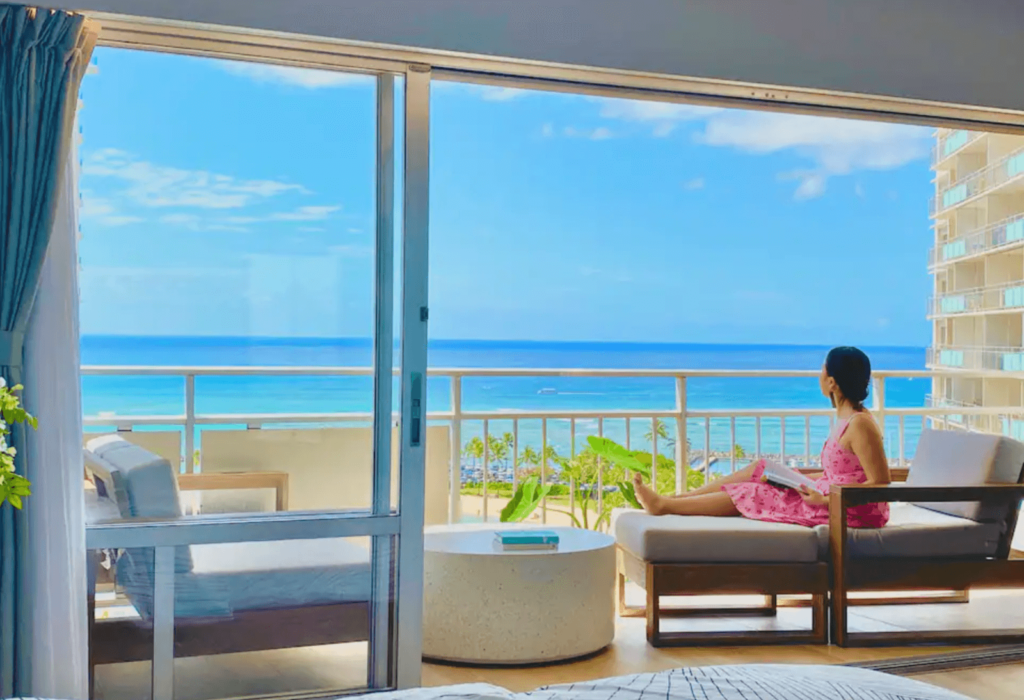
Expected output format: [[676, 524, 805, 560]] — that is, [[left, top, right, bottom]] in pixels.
[[0, 5, 92, 695]]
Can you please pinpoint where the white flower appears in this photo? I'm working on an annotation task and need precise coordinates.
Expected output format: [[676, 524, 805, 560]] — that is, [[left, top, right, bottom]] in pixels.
[[0, 376, 6, 388]]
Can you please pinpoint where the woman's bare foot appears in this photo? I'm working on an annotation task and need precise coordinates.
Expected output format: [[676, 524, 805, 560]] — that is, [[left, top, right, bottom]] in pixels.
[[632, 473, 666, 515]]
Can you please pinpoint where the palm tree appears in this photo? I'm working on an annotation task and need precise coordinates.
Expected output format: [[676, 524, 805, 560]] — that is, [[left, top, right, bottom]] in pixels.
[[464, 437, 484, 469], [733, 443, 746, 460]]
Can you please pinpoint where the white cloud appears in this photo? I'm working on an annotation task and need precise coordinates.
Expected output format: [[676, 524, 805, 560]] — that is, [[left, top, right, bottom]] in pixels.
[[541, 123, 555, 138], [697, 111, 930, 199], [596, 98, 720, 137], [79, 195, 143, 227], [83, 149, 308, 209], [269, 205, 341, 221], [158, 205, 340, 232], [434, 82, 530, 102], [594, 98, 930, 199], [219, 61, 372, 89], [854, 182, 865, 198], [779, 170, 828, 201], [158, 213, 248, 232], [479, 86, 528, 102], [682, 177, 705, 191], [563, 126, 614, 141]]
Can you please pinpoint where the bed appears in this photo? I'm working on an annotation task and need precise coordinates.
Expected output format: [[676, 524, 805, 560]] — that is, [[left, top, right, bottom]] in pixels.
[[365, 666, 974, 700]]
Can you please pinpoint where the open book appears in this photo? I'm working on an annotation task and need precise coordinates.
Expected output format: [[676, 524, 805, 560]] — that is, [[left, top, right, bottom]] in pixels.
[[761, 460, 825, 494]]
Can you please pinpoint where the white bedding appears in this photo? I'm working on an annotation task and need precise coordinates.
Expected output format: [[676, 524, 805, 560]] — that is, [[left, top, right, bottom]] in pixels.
[[363, 666, 974, 700]]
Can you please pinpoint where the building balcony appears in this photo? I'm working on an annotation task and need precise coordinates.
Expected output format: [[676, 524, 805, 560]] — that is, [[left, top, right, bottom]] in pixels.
[[928, 214, 1024, 269], [929, 281, 1024, 317], [927, 345, 1024, 372], [931, 146, 1024, 216], [931, 129, 985, 167]]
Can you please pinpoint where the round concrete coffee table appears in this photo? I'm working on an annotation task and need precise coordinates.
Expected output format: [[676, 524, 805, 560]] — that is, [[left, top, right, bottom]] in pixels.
[[422, 524, 615, 664]]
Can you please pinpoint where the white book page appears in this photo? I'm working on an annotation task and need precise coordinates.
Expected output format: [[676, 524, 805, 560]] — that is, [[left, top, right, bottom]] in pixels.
[[761, 460, 825, 494]]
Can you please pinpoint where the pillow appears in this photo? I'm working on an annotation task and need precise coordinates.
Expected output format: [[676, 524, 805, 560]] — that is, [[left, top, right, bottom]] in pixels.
[[907, 429, 1024, 522], [84, 435, 194, 576]]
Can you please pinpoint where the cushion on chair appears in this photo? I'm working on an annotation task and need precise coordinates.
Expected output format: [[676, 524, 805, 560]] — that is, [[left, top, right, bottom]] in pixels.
[[87, 434, 185, 520], [84, 435, 194, 614], [906, 429, 1024, 522], [614, 509, 823, 563], [812, 502, 1004, 558]]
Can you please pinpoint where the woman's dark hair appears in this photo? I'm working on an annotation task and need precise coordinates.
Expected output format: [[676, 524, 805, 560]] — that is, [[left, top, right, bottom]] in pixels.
[[825, 346, 871, 409]]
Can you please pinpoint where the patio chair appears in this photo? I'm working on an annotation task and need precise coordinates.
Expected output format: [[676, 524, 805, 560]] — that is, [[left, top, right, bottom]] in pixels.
[[614, 429, 1024, 647], [84, 435, 375, 699], [615, 508, 830, 646], [830, 428, 1024, 646]]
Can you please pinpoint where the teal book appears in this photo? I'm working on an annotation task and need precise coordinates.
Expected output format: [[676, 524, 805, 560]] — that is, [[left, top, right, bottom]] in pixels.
[[494, 530, 560, 546]]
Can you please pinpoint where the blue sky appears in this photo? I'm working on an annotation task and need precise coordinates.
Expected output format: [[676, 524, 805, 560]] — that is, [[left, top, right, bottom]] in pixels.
[[78, 48, 935, 346]]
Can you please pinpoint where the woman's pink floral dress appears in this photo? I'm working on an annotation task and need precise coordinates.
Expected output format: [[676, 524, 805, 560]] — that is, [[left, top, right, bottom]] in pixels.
[[722, 416, 889, 528]]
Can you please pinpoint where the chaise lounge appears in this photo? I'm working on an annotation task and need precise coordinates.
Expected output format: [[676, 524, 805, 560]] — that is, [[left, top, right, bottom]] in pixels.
[[614, 429, 1024, 647], [84, 435, 377, 699]]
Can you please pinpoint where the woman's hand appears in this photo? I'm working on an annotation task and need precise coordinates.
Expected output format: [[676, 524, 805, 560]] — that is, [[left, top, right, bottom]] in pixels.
[[798, 484, 828, 508]]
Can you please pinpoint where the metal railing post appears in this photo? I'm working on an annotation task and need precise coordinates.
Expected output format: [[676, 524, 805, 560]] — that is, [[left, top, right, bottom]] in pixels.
[[675, 376, 687, 494], [449, 376, 462, 523], [541, 419, 548, 523], [729, 416, 737, 473], [650, 419, 659, 491], [597, 417, 605, 513], [482, 419, 490, 522], [512, 418, 519, 491], [569, 418, 576, 516], [184, 373, 195, 474]]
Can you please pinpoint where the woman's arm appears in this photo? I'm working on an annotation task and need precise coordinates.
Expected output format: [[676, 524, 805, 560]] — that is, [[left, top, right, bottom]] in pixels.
[[846, 415, 891, 486]]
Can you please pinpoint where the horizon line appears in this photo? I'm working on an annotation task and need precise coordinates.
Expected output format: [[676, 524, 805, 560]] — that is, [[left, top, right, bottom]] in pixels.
[[79, 333, 927, 351]]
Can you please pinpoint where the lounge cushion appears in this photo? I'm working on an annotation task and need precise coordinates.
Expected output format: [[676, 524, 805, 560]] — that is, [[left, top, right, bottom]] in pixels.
[[812, 502, 1004, 559], [614, 510, 823, 563], [615, 500, 1004, 567], [906, 429, 1024, 521]]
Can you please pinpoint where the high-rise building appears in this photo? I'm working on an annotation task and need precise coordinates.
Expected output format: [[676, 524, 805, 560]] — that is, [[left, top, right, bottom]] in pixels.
[[928, 129, 1024, 438]]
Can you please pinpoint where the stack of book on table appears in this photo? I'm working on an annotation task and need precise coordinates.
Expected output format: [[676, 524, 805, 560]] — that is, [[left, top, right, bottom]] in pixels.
[[494, 530, 560, 551]]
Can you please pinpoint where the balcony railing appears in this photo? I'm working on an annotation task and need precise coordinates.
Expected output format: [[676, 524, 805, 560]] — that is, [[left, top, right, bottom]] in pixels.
[[931, 146, 1024, 215], [923, 394, 1020, 434], [927, 346, 1024, 372], [929, 280, 1024, 316], [928, 214, 1024, 268], [81, 365, 1024, 525], [931, 130, 984, 167]]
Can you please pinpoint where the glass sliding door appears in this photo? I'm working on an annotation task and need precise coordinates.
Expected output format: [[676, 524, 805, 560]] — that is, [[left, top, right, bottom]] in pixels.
[[80, 47, 429, 700]]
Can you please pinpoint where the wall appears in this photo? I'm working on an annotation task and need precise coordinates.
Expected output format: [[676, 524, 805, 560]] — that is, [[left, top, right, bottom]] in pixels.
[[50, 0, 1024, 113]]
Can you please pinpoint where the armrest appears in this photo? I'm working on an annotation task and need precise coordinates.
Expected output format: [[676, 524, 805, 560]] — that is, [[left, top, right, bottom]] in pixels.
[[177, 471, 289, 511], [829, 483, 1024, 565], [829, 483, 1024, 508]]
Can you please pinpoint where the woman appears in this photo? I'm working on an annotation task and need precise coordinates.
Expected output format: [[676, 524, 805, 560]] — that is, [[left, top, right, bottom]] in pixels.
[[633, 346, 890, 528]]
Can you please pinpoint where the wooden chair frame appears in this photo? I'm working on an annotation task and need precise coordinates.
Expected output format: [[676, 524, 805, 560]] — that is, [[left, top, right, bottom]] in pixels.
[[830, 482, 1024, 647], [616, 547, 829, 646]]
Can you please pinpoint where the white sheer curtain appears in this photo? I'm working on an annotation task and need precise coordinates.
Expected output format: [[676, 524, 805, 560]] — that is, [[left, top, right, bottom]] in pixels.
[[23, 140, 88, 699]]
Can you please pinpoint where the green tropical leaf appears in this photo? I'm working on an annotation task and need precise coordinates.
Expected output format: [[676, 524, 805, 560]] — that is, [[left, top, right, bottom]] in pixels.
[[617, 480, 642, 509], [587, 436, 650, 476], [500, 476, 552, 522]]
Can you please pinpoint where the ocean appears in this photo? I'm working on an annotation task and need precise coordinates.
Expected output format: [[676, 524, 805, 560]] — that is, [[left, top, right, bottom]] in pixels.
[[81, 336, 930, 475]]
